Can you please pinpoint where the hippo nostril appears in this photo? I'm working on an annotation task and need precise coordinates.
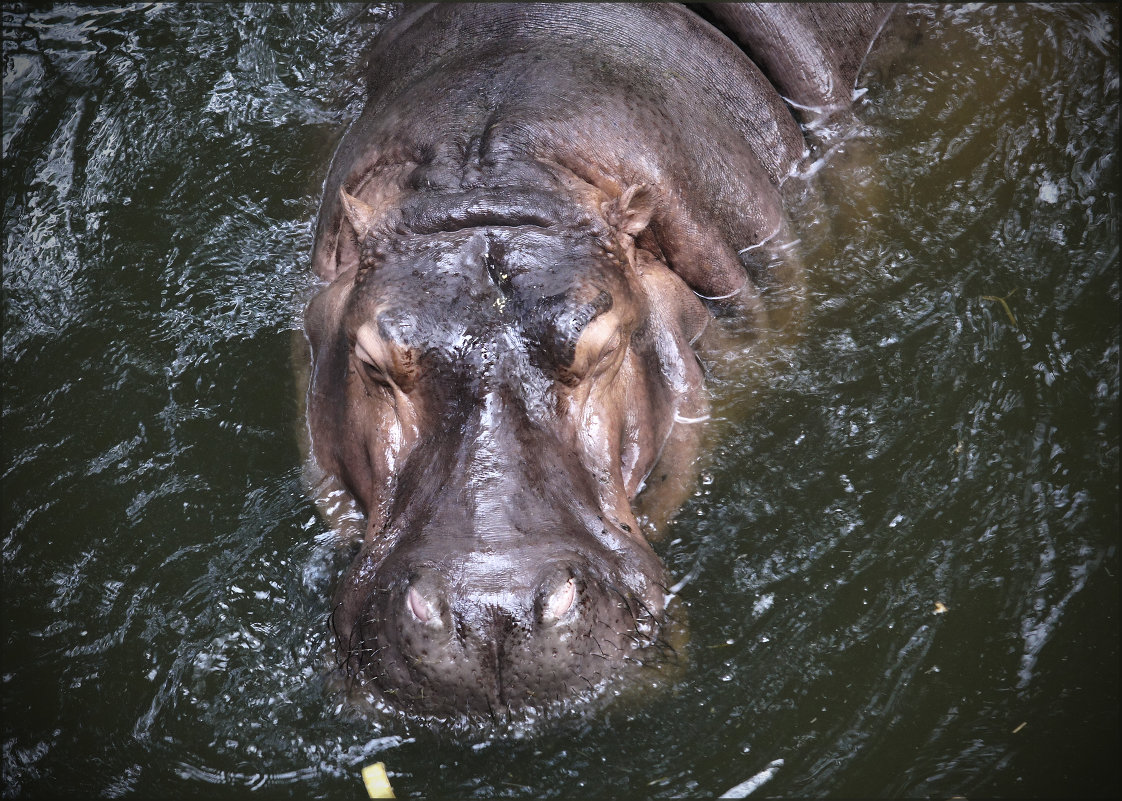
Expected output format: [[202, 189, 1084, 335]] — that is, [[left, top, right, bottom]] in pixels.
[[407, 585, 443, 629], [541, 576, 577, 624]]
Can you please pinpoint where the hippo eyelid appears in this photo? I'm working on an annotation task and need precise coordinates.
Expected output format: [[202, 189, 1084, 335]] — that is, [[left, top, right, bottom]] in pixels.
[[354, 336, 378, 370], [562, 290, 615, 346], [569, 291, 614, 330], [354, 323, 388, 368], [526, 290, 613, 354], [565, 313, 624, 382], [354, 321, 417, 391]]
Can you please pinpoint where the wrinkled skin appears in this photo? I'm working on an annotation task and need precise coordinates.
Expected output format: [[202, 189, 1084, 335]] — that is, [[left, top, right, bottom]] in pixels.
[[304, 2, 892, 719], [307, 216, 708, 716]]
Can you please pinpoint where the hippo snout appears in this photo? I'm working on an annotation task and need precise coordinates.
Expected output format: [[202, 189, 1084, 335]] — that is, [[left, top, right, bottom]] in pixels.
[[338, 550, 670, 717]]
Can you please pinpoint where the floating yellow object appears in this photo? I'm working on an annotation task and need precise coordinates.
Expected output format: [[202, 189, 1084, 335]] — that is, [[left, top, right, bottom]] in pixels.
[[980, 292, 1020, 329], [362, 762, 396, 799]]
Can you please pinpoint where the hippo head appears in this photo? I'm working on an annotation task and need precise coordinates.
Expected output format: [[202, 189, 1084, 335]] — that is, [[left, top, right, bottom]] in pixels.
[[304, 182, 710, 719]]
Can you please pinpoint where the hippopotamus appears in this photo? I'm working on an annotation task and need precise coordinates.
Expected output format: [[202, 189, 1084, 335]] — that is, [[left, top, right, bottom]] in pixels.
[[303, 2, 893, 719]]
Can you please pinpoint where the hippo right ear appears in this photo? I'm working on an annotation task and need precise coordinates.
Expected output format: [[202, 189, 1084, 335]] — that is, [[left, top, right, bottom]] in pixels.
[[602, 184, 658, 239]]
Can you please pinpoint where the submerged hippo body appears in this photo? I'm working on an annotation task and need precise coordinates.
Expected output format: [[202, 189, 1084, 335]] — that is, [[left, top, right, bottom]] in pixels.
[[305, 2, 892, 719]]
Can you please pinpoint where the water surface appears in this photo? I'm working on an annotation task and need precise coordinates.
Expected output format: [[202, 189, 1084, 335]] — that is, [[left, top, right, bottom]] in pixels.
[[3, 4, 1117, 798]]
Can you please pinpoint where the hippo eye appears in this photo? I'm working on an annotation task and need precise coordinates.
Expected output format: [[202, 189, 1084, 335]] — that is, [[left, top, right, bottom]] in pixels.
[[563, 313, 623, 382], [354, 322, 416, 392], [525, 290, 622, 384]]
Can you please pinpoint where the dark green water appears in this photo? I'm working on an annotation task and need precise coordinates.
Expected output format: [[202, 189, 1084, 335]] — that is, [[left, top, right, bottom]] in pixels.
[[3, 4, 1117, 798]]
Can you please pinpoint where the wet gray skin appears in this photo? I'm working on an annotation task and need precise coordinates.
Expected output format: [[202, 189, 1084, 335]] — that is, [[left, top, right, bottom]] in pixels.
[[306, 212, 707, 717], [303, 2, 892, 719]]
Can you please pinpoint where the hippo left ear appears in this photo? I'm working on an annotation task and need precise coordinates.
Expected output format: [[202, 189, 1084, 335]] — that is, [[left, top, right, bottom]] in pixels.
[[602, 184, 657, 238], [339, 188, 381, 243]]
